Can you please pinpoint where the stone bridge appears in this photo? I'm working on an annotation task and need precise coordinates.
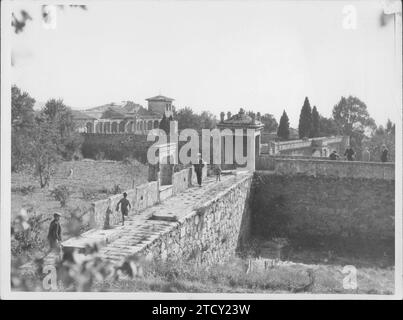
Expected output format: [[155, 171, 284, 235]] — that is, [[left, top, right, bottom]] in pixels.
[[59, 158, 395, 267]]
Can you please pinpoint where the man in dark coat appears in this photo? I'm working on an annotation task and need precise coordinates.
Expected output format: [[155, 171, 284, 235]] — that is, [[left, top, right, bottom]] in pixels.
[[193, 153, 205, 187], [116, 192, 131, 226], [381, 144, 389, 162], [47, 212, 62, 252], [344, 145, 355, 161]]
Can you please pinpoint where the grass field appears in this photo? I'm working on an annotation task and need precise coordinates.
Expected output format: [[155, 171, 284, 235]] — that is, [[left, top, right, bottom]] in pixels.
[[11, 159, 148, 260], [96, 256, 394, 294]]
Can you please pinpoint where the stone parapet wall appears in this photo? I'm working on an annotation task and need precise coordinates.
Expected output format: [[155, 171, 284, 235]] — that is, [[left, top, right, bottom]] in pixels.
[[274, 158, 395, 180], [90, 181, 159, 229], [256, 155, 329, 171], [137, 173, 253, 265], [172, 168, 191, 195], [89, 167, 206, 229]]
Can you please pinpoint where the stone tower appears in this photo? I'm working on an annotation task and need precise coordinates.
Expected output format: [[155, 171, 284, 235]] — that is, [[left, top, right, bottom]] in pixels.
[[146, 95, 174, 118]]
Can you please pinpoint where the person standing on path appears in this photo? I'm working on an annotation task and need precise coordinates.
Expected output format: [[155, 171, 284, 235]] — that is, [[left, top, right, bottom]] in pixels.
[[344, 145, 355, 161], [193, 153, 205, 187], [116, 192, 131, 226], [214, 164, 222, 182], [47, 212, 62, 257], [381, 144, 389, 162], [362, 147, 371, 162]]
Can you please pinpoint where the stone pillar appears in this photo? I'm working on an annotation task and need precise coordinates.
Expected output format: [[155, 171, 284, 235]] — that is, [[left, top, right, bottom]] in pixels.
[[246, 132, 256, 171]]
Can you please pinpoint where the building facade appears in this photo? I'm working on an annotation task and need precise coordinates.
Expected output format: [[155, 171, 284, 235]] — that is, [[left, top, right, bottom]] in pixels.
[[72, 95, 175, 134]]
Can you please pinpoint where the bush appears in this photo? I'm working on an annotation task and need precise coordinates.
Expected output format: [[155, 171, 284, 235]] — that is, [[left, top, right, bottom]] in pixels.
[[12, 185, 36, 195], [11, 210, 46, 255], [81, 189, 97, 201], [111, 184, 122, 195], [50, 185, 70, 207]]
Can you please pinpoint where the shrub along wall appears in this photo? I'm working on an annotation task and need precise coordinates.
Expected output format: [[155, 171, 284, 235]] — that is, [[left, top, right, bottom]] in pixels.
[[252, 172, 395, 242]]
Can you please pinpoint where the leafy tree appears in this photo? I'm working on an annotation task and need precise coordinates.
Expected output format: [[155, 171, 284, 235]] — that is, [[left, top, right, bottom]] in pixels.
[[364, 120, 395, 162], [11, 86, 36, 171], [199, 111, 217, 129], [41, 99, 83, 160], [385, 119, 395, 135], [174, 107, 216, 131], [332, 95, 376, 155], [298, 97, 312, 139], [27, 115, 61, 188], [174, 107, 199, 131], [318, 115, 339, 137], [11, 85, 35, 131], [260, 113, 278, 132], [277, 110, 290, 141], [311, 106, 320, 137], [332, 96, 376, 137]]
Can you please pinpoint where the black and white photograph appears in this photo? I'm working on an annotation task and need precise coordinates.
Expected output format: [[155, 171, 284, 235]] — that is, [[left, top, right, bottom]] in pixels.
[[1, 0, 402, 301]]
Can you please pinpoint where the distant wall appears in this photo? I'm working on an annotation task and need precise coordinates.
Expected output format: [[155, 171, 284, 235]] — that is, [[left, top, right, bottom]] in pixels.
[[256, 154, 329, 171], [139, 173, 253, 265], [252, 172, 395, 242], [273, 158, 395, 180], [46, 160, 148, 191], [81, 133, 152, 162]]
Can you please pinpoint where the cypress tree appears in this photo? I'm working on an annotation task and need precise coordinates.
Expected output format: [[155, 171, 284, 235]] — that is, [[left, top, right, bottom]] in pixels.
[[277, 110, 290, 140], [311, 106, 320, 137], [298, 97, 312, 139], [158, 113, 170, 135]]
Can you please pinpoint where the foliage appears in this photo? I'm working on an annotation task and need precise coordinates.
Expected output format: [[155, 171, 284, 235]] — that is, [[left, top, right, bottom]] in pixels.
[[174, 107, 216, 131], [11, 86, 83, 185], [50, 185, 70, 207], [332, 96, 376, 138], [12, 185, 36, 196], [298, 97, 312, 139], [332, 96, 376, 157], [311, 106, 320, 138], [111, 184, 122, 195], [12, 5, 87, 34], [42, 99, 83, 160], [199, 111, 217, 130], [277, 111, 290, 141], [11, 209, 46, 255], [319, 115, 339, 137], [11, 86, 36, 171], [260, 113, 278, 132], [364, 119, 395, 162]]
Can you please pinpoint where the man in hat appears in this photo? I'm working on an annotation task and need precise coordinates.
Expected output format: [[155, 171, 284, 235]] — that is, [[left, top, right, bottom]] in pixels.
[[193, 153, 205, 187], [116, 192, 131, 226], [47, 212, 62, 253], [344, 145, 355, 161]]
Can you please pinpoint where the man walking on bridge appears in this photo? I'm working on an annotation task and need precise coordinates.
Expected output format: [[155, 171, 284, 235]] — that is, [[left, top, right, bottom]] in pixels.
[[193, 153, 205, 187], [116, 192, 131, 226]]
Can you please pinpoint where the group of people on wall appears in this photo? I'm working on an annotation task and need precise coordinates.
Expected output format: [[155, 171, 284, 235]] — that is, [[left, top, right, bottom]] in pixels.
[[328, 144, 389, 162]]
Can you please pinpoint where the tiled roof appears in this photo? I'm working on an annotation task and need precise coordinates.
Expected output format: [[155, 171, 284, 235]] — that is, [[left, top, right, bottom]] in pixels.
[[71, 110, 96, 120], [80, 101, 161, 120], [145, 95, 174, 102]]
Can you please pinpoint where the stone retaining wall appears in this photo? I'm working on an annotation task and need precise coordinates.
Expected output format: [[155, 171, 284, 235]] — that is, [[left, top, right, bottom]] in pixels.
[[252, 172, 395, 241]]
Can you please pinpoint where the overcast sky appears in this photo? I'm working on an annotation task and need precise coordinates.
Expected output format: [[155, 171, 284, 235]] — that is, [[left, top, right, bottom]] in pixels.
[[10, 0, 401, 127]]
